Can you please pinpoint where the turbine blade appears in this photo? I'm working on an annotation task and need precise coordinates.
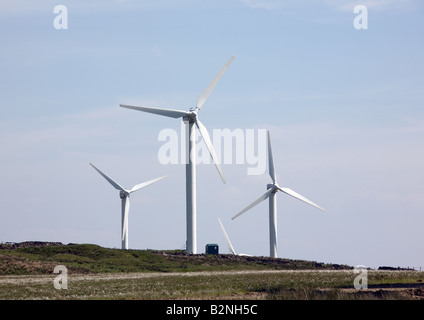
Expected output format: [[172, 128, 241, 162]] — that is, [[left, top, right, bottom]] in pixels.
[[196, 55, 235, 111], [89, 163, 125, 191], [267, 130, 276, 184], [120, 104, 189, 119], [121, 196, 130, 242], [130, 175, 167, 193], [232, 187, 274, 220], [277, 187, 325, 211], [195, 119, 226, 184], [218, 218, 236, 255]]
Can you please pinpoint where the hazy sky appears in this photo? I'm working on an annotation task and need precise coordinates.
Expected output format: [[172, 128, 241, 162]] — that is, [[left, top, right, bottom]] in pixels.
[[1, 0, 423, 269]]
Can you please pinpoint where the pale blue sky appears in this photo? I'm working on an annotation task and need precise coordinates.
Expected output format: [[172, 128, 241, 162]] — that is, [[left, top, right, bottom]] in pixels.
[[1, 0, 423, 269]]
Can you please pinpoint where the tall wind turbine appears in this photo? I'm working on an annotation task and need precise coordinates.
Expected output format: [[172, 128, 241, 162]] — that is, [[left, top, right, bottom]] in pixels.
[[232, 131, 325, 258], [120, 56, 234, 254], [89, 163, 166, 250]]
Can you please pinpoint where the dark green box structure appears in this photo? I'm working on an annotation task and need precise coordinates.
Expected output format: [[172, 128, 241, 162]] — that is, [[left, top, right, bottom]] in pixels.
[[205, 244, 219, 254]]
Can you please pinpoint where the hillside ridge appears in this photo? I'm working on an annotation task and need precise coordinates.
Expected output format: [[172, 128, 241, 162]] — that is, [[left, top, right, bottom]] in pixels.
[[0, 240, 352, 275]]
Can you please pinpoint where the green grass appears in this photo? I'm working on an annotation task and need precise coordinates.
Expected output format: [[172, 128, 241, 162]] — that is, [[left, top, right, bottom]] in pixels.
[[1, 243, 422, 300], [0, 270, 422, 300]]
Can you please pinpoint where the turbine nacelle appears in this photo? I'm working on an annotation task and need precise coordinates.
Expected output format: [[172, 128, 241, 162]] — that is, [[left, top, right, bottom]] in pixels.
[[183, 110, 198, 123], [119, 190, 129, 199], [188, 106, 200, 113], [267, 184, 278, 193]]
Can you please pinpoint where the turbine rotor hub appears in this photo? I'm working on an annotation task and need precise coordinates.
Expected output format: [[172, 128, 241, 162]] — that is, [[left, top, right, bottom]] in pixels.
[[119, 190, 128, 199], [267, 184, 278, 193], [183, 112, 197, 123]]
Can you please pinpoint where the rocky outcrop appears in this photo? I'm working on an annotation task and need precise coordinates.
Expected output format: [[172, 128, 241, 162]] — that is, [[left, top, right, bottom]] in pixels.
[[0, 241, 64, 250]]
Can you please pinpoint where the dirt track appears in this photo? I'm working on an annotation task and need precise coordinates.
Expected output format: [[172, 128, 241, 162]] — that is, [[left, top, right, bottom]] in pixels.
[[0, 269, 352, 284]]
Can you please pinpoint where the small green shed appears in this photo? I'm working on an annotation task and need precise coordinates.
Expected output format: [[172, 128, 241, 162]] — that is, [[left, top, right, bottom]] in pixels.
[[205, 243, 219, 255]]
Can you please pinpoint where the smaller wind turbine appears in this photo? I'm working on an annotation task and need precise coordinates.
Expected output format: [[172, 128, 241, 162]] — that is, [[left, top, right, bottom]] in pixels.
[[217, 217, 251, 256], [89, 163, 166, 250], [232, 130, 325, 258]]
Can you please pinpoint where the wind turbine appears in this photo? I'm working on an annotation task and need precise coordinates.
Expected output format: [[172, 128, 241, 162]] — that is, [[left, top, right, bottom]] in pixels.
[[89, 163, 166, 250], [232, 130, 325, 258], [120, 56, 234, 254], [218, 217, 251, 256]]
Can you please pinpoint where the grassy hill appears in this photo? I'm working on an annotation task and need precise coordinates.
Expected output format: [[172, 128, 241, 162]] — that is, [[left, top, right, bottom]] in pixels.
[[1, 242, 423, 300], [0, 242, 351, 275]]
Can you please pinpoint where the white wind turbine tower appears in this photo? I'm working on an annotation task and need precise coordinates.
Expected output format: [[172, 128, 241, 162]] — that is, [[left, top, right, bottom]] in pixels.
[[232, 130, 325, 258], [89, 163, 166, 250], [120, 56, 234, 254]]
